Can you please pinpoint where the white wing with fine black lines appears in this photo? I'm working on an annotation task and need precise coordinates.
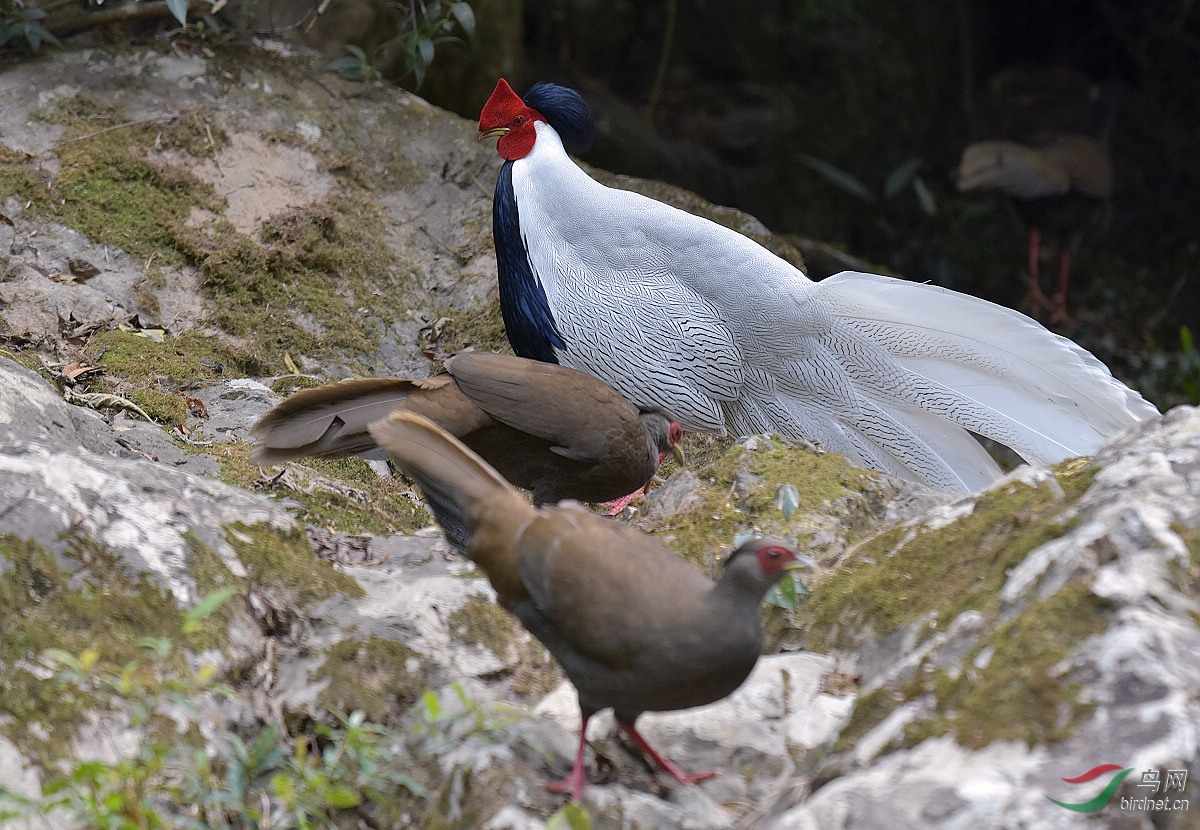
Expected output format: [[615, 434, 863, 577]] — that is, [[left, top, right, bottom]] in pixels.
[[501, 121, 1158, 492]]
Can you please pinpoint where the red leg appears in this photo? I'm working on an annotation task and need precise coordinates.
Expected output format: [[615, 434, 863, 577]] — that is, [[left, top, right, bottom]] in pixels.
[[618, 722, 720, 786], [1052, 249, 1076, 327], [546, 715, 590, 801], [1021, 226, 1054, 317], [1028, 226, 1040, 284]]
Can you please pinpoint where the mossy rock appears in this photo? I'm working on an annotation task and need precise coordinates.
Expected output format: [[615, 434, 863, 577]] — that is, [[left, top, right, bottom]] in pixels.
[[818, 464, 1112, 754], [798, 466, 1096, 651], [316, 636, 428, 722], [224, 521, 364, 603], [0, 534, 205, 766], [644, 437, 881, 571]]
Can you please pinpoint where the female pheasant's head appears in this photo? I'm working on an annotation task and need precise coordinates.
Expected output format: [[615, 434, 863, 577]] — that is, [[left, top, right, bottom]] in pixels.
[[479, 79, 595, 161]]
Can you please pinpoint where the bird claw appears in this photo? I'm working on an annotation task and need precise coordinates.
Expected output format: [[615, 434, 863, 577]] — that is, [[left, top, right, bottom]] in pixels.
[[1049, 294, 1077, 329], [544, 772, 587, 802], [603, 489, 644, 515], [1020, 280, 1056, 320], [672, 768, 721, 785], [618, 723, 722, 788]]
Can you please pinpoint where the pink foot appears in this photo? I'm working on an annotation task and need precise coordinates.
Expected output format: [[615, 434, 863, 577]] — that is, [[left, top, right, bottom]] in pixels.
[[546, 716, 591, 801], [618, 723, 721, 786], [603, 490, 641, 515]]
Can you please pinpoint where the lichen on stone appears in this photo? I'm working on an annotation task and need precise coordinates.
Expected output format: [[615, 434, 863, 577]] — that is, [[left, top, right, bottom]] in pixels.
[[0, 533, 201, 766], [224, 521, 364, 602], [316, 635, 427, 722]]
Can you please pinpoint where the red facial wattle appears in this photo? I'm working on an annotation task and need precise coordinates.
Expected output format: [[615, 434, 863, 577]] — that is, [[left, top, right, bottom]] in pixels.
[[479, 78, 545, 161], [755, 544, 799, 576]]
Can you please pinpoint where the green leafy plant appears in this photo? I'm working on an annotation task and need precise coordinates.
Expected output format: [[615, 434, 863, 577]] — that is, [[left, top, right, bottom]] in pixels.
[[161, 0, 224, 30], [801, 153, 937, 225], [548, 802, 594, 829], [329, 44, 383, 82], [0, 588, 425, 828], [774, 483, 801, 520], [0, 0, 60, 51], [270, 710, 426, 827], [800, 151, 988, 288], [166, 0, 188, 26], [330, 0, 475, 87], [413, 681, 521, 752]]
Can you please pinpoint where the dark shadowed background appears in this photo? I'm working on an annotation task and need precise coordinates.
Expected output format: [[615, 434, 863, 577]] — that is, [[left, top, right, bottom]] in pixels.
[[411, 0, 1199, 409]]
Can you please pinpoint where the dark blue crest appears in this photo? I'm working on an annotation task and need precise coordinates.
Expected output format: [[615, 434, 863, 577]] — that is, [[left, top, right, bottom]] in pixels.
[[524, 83, 595, 157]]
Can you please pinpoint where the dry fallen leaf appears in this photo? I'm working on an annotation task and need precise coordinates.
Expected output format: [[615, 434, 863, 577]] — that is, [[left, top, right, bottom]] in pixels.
[[184, 395, 208, 417], [61, 362, 104, 381]]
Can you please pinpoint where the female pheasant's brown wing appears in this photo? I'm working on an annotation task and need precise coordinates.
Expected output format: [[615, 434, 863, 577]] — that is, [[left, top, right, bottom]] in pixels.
[[250, 375, 490, 464], [512, 509, 715, 668], [445, 352, 645, 463]]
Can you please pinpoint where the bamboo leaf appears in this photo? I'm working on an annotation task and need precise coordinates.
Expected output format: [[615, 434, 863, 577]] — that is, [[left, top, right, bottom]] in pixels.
[[774, 483, 800, 520], [800, 155, 875, 203], [883, 156, 922, 199]]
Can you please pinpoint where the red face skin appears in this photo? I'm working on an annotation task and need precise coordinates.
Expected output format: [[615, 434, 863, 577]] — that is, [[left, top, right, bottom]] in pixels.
[[669, 421, 684, 448], [655, 421, 686, 466], [478, 78, 546, 161], [755, 544, 800, 577]]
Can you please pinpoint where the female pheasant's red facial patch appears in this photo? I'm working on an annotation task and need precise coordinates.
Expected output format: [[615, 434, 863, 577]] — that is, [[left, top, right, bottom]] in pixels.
[[754, 544, 799, 576], [669, 422, 684, 447], [479, 78, 546, 161]]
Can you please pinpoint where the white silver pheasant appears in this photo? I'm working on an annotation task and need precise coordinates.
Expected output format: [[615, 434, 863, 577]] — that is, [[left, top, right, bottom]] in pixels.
[[478, 79, 1158, 492]]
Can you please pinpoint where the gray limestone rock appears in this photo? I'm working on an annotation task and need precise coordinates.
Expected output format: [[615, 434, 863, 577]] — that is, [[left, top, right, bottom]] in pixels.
[[0, 41, 1194, 830]]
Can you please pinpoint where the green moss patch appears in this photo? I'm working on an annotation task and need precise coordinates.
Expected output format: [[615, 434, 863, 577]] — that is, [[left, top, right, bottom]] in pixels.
[[798, 468, 1095, 651], [646, 440, 874, 569], [449, 596, 521, 661], [224, 521, 364, 603], [155, 108, 229, 156], [814, 465, 1111, 754], [316, 636, 428, 723], [0, 534, 195, 765], [1171, 522, 1200, 599], [429, 292, 512, 359], [9, 98, 222, 271], [213, 443, 431, 536], [49, 133, 223, 269], [271, 375, 327, 395], [0, 345, 43, 373], [176, 194, 406, 361], [0, 146, 44, 207], [448, 595, 563, 699], [82, 329, 266, 427], [907, 584, 1111, 748], [12, 91, 417, 372]]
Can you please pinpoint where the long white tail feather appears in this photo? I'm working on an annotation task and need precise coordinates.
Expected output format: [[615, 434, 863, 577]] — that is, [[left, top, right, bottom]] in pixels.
[[815, 272, 1156, 464]]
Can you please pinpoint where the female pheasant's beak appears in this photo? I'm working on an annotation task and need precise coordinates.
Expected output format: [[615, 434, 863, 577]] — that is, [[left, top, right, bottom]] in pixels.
[[670, 442, 686, 466], [478, 126, 510, 141]]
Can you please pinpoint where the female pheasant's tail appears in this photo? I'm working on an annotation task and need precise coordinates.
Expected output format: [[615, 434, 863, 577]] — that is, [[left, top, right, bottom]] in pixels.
[[251, 378, 421, 464], [369, 412, 535, 603]]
